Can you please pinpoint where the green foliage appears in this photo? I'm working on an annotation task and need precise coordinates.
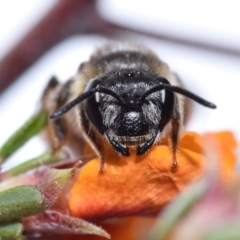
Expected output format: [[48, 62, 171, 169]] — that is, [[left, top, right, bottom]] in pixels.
[[0, 222, 23, 240], [0, 110, 48, 161], [0, 185, 48, 223]]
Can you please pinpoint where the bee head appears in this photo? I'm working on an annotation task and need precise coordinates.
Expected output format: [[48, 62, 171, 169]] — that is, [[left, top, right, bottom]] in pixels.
[[50, 70, 216, 156], [84, 70, 173, 156]]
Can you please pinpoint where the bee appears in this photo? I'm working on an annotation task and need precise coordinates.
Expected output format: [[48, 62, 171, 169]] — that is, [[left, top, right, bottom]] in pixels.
[[42, 43, 216, 172]]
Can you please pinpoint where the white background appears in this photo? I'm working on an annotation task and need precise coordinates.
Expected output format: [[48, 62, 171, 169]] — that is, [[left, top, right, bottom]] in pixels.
[[0, 0, 239, 170]]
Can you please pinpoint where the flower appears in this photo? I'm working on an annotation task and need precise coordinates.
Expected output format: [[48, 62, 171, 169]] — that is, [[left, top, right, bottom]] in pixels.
[[1, 131, 236, 239], [66, 131, 237, 239]]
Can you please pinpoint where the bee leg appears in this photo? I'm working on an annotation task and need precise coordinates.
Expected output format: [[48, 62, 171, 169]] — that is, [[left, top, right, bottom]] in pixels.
[[41, 77, 72, 152], [50, 118, 68, 152], [79, 105, 106, 173], [169, 96, 182, 170], [99, 157, 105, 173]]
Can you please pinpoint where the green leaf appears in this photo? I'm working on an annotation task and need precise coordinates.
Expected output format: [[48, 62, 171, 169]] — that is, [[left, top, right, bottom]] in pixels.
[[0, 185, 48, 223], [0, 167, 74, 207], [2, 151, 63, 179], [0, 222, 23, 240], [37, 168, 74, 206], [0, 110, 48, 162]]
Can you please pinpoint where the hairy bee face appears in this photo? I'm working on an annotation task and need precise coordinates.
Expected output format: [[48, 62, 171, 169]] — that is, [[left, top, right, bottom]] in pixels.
[[97, 70, 163, 155], [81, 69, 176, 156]]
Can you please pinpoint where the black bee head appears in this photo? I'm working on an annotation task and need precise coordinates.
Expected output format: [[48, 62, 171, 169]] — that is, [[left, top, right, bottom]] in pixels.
[[50, 69, 216, 157], [84, 70, 171, 156], [105, 98, 161, 154]]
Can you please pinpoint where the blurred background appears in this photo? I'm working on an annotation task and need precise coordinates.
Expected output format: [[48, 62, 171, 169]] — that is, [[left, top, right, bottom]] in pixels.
[[0, 0, 239, 169]]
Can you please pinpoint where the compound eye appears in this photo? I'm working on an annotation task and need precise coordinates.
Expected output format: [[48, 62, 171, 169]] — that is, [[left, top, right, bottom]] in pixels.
[[83, 80, 105, 134], [159, 89, 174, 131]]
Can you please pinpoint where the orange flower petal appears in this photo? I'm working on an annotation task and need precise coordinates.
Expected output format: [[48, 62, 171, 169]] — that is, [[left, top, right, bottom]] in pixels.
[[202, 131, 237, 179], [68, 131, 237, 222]]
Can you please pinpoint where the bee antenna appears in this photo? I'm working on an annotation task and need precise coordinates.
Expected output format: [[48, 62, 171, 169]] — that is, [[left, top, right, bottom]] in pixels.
[[50, 86, 124, 119], [139, 77, 216, 109]]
